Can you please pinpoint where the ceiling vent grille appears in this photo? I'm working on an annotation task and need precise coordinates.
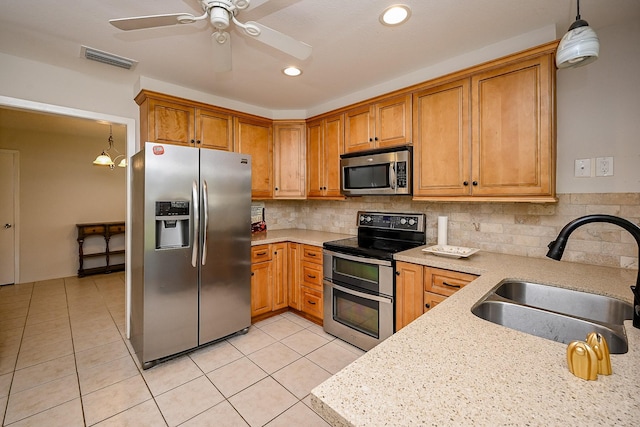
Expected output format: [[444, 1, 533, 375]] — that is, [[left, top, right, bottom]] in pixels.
[[80, 45, 138, 70]]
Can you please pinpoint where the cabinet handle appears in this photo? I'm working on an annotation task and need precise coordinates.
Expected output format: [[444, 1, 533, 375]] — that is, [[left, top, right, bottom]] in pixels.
[[307, 274, 316, 279], [374, 136, 378, 141], [196, 140, 201, 144], [463, 181, 469, 186], [307, 300, 316, 305], [395, 271, 400, 276], [472, 181, 478, 186], [274, 251, 278, 255], [190, 139, 195, 144], [425, 303, 431, 309], [256, 251, 267, 256], [369, 138, 373, 142], [275, 187, 279, 191], [442, 281, 461, 289], [307, 252, 316, 257], [251, 272, 255, 276]]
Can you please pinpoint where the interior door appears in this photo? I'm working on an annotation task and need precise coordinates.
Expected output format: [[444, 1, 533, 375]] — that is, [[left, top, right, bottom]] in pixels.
[[0, 150, 17, 285]]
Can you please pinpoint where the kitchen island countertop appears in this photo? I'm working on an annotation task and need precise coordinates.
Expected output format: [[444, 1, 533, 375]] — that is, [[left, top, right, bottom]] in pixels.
[[251, 229, 353, 247], [311, 247, 640, 426]]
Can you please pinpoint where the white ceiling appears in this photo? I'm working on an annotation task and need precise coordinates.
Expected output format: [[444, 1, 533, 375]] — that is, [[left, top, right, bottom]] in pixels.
[[1, 0, 639, 115]]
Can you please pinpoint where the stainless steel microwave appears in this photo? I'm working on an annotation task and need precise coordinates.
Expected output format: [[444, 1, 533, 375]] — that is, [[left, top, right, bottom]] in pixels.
[[340, 146, 412, 196]]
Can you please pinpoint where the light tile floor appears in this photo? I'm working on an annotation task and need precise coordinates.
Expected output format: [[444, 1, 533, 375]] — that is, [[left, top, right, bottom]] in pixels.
[[0, 273, 365, 426]]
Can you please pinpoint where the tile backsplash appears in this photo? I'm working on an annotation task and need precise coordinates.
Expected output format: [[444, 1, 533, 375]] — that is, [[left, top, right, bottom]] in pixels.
[[264, 193, 640, 270]]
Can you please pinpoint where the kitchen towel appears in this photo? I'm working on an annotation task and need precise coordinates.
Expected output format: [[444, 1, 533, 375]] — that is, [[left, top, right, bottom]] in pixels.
[[437, 216, 448, 246]]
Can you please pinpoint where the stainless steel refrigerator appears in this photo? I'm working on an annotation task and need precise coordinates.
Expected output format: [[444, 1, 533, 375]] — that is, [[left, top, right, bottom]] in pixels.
[[131, 142, 252, 368]]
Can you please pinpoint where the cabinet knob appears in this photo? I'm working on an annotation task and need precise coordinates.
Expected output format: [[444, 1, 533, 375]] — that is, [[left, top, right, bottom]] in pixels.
[[251, 272, 254, 276], [425, 303, 431, 309], [472, 181, 478, 186], [374, 136, 378, 141], [275, 187, 279, 191], [196, 140, 201, 144], [395, 271, 400, 276], [463, 181, 469, 186]]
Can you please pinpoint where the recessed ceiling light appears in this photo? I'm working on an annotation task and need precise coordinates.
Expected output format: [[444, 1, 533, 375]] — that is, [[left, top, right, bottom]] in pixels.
[[283, 66, 302, 77], [380, 4, 411, 26]]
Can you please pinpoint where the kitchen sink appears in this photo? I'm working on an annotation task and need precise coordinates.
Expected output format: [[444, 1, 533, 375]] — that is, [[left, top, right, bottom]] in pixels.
[[494, 280, 633, 325], [471, 280, 633, 354]]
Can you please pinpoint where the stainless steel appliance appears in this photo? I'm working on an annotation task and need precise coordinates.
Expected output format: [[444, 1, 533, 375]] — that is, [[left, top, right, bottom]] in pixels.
[[323, 211, 426, 350], [131, 142, 252, 368], [340, 146, 412, 196]]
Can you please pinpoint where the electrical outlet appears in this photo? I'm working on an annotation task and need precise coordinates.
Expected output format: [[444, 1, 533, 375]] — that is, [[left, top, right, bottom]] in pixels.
[[596, 157, 614, 176], [574, 158, 591, 178]]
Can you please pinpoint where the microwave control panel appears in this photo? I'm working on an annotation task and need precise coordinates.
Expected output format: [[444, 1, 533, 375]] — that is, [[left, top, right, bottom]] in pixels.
[[396, 161, 407, 188], [357, 212, 425, 232]]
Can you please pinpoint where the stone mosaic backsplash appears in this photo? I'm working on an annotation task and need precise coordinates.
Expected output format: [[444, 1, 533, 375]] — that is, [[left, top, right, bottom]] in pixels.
[[264, 193, 640, 270]]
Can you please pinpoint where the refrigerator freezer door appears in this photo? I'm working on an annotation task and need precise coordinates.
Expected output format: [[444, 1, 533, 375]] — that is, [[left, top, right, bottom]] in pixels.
[[140, 143, 199, 363], [199, 149, 252, 344]]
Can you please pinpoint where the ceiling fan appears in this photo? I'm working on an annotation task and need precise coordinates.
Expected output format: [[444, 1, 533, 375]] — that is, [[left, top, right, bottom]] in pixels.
[[109, 0, 312, 72]]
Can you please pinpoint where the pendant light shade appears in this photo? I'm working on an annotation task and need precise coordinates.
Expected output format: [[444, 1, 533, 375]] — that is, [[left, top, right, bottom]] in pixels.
[[556, 0, 599, 68], [93, 125, 127, 169]]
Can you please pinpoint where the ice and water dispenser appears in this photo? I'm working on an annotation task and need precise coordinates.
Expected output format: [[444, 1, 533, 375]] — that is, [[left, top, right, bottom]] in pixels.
[[155, 201, 190, 249]]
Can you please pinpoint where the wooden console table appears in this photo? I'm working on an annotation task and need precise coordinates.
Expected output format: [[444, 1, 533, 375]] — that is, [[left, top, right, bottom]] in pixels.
[[76, 222, 125, 277]]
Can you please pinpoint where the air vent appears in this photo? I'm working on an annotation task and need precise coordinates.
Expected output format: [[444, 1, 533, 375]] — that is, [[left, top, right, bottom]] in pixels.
[[80, 45, 138, 70]]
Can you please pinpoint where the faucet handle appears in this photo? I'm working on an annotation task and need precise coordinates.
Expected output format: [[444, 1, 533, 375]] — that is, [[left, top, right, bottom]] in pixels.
[[586, 332, 611, 375]]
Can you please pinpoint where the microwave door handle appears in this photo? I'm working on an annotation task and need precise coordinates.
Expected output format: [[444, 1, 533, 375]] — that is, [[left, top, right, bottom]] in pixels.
[[390, 163, 397, 190]]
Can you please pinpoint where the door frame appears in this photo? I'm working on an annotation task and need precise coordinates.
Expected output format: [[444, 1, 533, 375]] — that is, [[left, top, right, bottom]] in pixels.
[[0, 149, 19, 285], [0, 95, 136, 338]]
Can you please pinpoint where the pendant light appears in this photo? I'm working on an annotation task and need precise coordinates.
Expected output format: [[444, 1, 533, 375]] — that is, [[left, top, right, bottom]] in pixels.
[[93, 125, 127, 169], [556, 0, 600, 68]]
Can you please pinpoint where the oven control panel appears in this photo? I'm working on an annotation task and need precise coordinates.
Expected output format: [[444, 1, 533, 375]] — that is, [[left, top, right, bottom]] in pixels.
[[357, 212, 425, 231]]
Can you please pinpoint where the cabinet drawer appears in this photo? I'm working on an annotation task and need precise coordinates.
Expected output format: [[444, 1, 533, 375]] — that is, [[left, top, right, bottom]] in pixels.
[[301, 286, 323, 320], [424, 268, 478, 297], [301, 261, 322, 291], [108, 224, 125, 234], [79, 225, 106, 236], [302, 245, 322, 264], [251, 245, 272, 263]]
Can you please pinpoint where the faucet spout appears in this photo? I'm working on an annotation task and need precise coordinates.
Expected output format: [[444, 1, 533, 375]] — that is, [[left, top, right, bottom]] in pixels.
[[546, 214, 640, 329]]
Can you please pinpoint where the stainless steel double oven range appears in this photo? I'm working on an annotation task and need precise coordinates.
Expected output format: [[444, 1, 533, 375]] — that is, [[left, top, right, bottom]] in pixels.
[[323, 212, 426, 351]]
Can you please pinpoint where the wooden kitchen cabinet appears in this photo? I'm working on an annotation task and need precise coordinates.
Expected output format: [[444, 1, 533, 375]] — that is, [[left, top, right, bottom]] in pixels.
[[307, 114, 344, 199], [234, 115, 273, 199], [136, 91, 233, 151], [395, 262, 478, 330], [412, 42, 556, 202], [250, 245, 272, 317], [273, 121, 306, 199], [344, 93, 412, 153], [271, 243, 288, 310], [299, 244, 324, 321], [250, 243, 288, 318], [288, 243, 301, 311]]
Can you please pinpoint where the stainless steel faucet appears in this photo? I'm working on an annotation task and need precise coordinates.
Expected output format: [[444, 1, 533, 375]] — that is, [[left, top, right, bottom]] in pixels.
[[546, 214, 640, 329]]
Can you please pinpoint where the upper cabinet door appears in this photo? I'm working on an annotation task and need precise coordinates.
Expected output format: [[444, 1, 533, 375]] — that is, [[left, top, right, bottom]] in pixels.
[[196, 109, 233, 151], [273, 122, 306, 199], [471, 54, 554, 197], [234, 116, 273, 200], [375, 94, 412, 149], [146, 98, 195, 146], [344, 105, 374, 153], [413, 79, 471, 197]]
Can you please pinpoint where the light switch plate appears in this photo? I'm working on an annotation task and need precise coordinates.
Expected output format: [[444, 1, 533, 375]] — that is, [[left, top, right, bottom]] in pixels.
[[574, 158, 591, 178]]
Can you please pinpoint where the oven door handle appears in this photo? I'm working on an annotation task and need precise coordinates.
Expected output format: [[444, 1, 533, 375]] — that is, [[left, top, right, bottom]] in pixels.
[[328, 281, 393, 304], [323, 250, 393, 267]]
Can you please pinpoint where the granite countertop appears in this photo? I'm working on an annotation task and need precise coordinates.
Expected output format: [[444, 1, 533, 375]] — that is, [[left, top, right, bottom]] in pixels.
[[251, 229, 353, 247], [311, 247, 640, 426]]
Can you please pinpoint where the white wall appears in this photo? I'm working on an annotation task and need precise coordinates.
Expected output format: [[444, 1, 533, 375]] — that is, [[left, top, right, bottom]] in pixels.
[[556, 18, 640, 193]]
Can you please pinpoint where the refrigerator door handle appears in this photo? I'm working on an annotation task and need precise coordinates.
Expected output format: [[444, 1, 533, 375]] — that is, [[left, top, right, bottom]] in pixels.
[[192, 180, 199, 268], [202, 180, 209, 265]]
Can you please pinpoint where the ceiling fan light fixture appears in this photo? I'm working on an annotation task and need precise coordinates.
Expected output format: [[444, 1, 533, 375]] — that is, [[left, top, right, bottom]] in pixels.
[[556, 0, 599, 68], [210, 7, 231, 29], [380, 4, 411, 26], [283, 66, 302, 77]]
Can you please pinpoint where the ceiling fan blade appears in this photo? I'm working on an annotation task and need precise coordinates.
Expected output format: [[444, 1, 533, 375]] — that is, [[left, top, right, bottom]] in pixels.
[[244, 21, 312, 60], [211, 32, 232, 72], [109, 13, 195, 31]]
